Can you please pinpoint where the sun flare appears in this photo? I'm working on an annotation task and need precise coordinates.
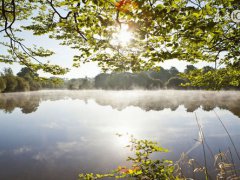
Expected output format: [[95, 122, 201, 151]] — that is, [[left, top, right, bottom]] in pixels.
[[110, 24, 133, 46]]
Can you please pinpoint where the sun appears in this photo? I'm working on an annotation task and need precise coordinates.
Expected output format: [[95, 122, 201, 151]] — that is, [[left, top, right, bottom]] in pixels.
[[117, 24, 132, 44], [110, 24, 133, 46]]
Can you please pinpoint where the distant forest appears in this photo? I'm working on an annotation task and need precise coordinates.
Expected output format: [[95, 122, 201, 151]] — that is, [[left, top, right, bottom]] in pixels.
[[0, 65, 239, 93], [0, 68, 64, 93]]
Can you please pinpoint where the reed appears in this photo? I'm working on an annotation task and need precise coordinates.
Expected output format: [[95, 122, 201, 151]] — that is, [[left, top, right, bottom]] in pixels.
[[194, 112, 210, 180], [214, 110, 240, 161]]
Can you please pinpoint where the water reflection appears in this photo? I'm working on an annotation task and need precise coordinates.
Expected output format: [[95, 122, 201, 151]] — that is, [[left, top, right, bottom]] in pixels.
[[0, 93, 40, 114], [0, 90, 239, 179], [0, 90, 239, 117]]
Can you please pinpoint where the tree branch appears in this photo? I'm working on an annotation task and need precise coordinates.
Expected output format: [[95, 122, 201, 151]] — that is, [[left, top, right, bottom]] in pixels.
[[47, 0, 72, 20], [0, 0, 16, 33]]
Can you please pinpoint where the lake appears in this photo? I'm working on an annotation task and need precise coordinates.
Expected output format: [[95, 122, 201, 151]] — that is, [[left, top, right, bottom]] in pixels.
[[0, 90, 239, 179]]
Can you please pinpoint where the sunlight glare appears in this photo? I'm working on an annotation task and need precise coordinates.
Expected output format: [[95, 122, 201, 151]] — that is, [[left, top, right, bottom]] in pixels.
[[116, 135, 130, 147], [110, 24, 133, 46]]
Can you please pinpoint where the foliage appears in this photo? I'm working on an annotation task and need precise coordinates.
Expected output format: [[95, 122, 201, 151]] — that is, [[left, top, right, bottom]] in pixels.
[[0, 67, 66, 92], [79, 136, 175, 180], [1, 65, 239, 92], [184, 65, 197, 74], [15, 77, 30, 92], [2, 68, 14, 76], [202, 66, 214, 74], [165, 77, 187, 90], [79, 77, 94, 89], [169, 67, 179, 77], [28, 81, 42, 91], [17, 67, 39, 79], [147, 68, 172, 83], [0, 77, 6, 92], [41, 77, 65, 89], [67, 77, 94, 90], [95, 73, 111, 89], [0, 0, 239, 89], [180, 67, 240, 90], [3, 75, 18, 92], [94, 72, 163, 90]]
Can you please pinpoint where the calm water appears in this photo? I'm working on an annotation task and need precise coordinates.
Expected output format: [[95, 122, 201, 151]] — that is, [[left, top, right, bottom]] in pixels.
[[0, 90, 239, 179]]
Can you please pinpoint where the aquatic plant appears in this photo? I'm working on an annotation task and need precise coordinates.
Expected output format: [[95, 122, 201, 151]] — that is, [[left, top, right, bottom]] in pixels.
[[79, 135, 176, 179]]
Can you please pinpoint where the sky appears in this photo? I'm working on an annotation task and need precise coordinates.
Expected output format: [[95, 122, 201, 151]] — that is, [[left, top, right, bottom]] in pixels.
[[0, 20, 215, 79]]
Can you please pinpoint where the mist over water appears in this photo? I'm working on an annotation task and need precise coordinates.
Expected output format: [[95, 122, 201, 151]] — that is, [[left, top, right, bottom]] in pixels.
[[0, 90, 240, 117], [0, 90, 239, 179]]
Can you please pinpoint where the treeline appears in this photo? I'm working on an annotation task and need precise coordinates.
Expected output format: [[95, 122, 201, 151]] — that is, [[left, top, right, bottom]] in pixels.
[[1, 65, 239, 93], [0, 68, 64, 93], [68, 65, 215, 90]]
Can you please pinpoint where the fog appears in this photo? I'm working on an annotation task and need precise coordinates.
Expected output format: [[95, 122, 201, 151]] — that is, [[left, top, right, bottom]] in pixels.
[[0, 90, 239, 117]]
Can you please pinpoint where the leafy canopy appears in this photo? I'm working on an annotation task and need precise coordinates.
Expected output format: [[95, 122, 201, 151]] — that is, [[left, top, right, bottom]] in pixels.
[[0, 0, 239, 89]]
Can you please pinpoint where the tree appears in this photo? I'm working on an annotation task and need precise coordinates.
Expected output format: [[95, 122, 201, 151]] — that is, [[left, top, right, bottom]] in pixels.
[[95, 73, 111, 89], [3, 68, 14, 76], [16, 67, 44, 91], [1, 68, 17, 92], [148, 67, 172, 83], [169, 67, 179, 77], [0, 0, 239, 89], [29, 81, 41, 91], [68, 78, 80, 90], [166, 77, 187, 89], [48, 77, 65, 89], [17, 67, 38, 79], [148, 78, 163, 89], [15, 77, 30, 92], [0, 77, 6, 92], [137, 72, 162, 89], [107, 72, 137, 89], [202, 66, 215, 73], [184, 65, 197, 74], [181, 67, 240, 90], [79, 77, 94, 89], [3, 76, 18, 92]]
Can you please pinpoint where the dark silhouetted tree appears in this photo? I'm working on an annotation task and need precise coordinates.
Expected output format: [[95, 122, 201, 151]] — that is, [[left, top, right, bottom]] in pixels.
[[166, 77, 187, 89], [169, 67, 179, 77], [184, 65, 197, 74]]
